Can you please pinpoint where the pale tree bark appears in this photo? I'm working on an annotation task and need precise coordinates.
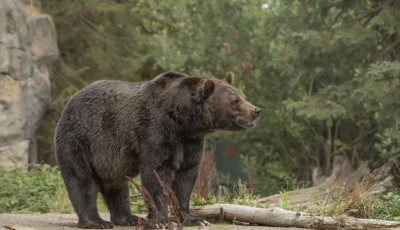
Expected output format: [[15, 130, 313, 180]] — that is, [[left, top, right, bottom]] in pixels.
[[190, 204, 400, 229]]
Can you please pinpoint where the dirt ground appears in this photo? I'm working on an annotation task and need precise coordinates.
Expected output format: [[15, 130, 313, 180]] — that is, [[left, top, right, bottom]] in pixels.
[[0, 213, 308, 230]]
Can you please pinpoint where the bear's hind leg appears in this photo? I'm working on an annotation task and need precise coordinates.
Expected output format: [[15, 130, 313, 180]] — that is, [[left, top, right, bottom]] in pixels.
[[100, 185, 142, 226], [62, 171, 113, 229]]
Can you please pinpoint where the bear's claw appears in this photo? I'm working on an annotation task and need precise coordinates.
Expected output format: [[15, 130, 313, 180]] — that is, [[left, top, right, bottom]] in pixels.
[[185, 217, 211, 226], [111, 214, 142, 226], [77, 219, 113, 229]]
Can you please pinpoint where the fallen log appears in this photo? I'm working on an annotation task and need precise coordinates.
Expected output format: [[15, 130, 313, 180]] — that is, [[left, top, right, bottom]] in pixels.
[[190, 204, 400, 229]]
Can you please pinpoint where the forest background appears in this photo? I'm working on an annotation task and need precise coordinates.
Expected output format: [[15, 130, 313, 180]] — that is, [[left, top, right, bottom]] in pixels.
[[34, 0, 400, 196]]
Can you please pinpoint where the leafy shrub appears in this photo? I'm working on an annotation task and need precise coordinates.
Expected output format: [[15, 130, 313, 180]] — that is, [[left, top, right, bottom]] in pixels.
[[374, 190, 400, 221], [0, 164, 148, 214], [0, 164, 73, 213], [127, 177, 148, 214]]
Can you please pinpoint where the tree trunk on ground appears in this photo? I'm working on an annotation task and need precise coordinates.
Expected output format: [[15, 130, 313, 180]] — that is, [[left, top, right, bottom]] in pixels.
[[257, 155, 395, 207], [190, 204, 400, 229]]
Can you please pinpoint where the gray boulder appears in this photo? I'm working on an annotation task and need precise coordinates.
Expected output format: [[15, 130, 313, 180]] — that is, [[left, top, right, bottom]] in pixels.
[[0, 0, 58, 168]]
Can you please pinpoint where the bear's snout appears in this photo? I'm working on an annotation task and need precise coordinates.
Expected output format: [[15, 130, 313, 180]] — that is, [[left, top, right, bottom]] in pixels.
[[253, 107, 261, 118]]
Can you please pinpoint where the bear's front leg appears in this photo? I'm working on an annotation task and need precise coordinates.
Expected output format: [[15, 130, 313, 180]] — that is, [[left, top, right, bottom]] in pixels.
[[140, 166, 175, 224], [171, 138, 210, 227], [172, 166, 210, 226]]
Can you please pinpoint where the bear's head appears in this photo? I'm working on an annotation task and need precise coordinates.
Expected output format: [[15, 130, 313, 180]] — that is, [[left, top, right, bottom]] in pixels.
[[202, 72, 261, 131], [152, 72, 261, 133]]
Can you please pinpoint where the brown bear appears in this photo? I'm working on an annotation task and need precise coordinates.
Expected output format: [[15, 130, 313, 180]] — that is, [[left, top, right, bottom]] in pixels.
[[54, 72, 260, 229]]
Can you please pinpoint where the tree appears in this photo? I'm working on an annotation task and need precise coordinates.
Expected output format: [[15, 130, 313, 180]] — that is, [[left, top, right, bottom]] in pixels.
[[258, 0, 400, 192], [39, 0, 400, 195]]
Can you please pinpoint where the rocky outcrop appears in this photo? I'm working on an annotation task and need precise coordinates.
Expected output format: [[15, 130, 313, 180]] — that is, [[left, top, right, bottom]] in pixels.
[[0, 0, 58, 168]]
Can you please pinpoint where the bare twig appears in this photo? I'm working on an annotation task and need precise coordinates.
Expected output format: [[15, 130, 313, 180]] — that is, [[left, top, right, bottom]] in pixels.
[[125, 176, 159, 227], [153, 169, 185, 229], [248, 158, 257, 195]]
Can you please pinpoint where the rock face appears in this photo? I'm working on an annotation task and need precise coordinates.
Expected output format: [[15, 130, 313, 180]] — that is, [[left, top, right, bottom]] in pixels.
[[0, 0, 58, 168]]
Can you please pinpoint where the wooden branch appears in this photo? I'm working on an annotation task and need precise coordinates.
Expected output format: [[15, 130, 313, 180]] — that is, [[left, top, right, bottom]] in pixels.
[[373, 37, 400, 63], [336, 6, 383, 29], [190, 204, 400, 229]]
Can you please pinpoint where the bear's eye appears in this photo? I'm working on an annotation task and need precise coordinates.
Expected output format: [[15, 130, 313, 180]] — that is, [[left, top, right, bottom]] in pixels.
[[231, 99, 240, 107]]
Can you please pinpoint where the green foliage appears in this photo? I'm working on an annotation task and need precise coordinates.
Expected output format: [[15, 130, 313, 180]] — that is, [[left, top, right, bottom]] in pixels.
[[0, 165, 147, 214], [279, 189, 289, 209], [374, 190, 400, 221], [0, 164, 73, 213], [127, 177, 148, 214], [191, 179, 263, 208], [231, 180, 260, 207], [248, 0, 400, 190], [191, 197, 218, 206], [38, 0, 400, 196], [375, 127, 400, 160]]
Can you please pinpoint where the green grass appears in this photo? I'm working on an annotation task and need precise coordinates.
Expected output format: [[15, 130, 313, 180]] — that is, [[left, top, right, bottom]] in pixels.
[[191, 179, 264, 208]]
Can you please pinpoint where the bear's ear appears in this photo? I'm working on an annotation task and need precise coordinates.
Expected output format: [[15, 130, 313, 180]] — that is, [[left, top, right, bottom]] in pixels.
[[203, 79, 215, 99], [224, 72, 234, 85]]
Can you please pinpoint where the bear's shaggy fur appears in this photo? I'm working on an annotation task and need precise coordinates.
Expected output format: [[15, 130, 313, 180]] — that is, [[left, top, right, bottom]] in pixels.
[[55, 72, 260, 228]]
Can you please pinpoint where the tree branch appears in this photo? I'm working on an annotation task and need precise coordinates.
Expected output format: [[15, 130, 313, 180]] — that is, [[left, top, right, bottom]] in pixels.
[[373, 37, 400, 63]]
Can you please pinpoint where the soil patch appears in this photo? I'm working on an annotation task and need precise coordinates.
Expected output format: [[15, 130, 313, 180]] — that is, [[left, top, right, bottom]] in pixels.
[[0, 213, 307, 229]]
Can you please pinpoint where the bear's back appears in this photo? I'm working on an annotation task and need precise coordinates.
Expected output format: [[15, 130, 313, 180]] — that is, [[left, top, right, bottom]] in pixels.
[[55, 80, 150, 148]]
